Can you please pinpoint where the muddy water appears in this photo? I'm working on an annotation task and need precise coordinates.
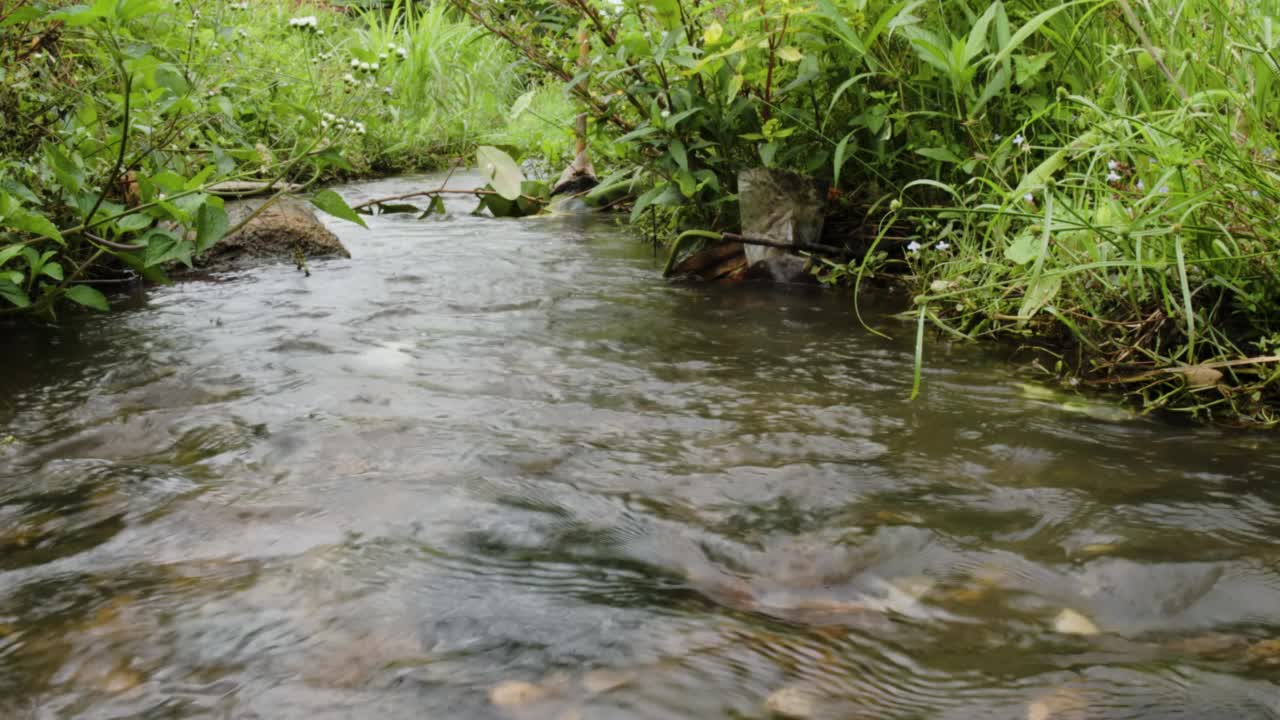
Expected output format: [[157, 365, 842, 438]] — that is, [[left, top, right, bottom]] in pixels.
[[3, 173, 1280, 719]]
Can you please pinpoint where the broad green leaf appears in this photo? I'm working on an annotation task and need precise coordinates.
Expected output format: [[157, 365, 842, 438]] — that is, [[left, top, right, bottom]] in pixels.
[[915, 146, 963, 163], [185, 165, 216, 191], [476, 145, 524, 201], [833, 129, 856, 188], [675, 170, 697, 198], [630, 183, 666, 223], [41, 262, 64, 281], [311, 189, 369, 228], [5, 208, 64, 244], [664, 107, 702, 129], [0, 244, 24, 267], [1004, 230, 1039, 265], [670, 140, 688, 172], [1018, 275, 1060, 319], [0, 280, 31, 308], [703, 22, 723, 46], [759, 142, 779, 167], [1014, 51, 1055, 85], [964, 1, 1000, 63], [776, 46, 803, 62], [65, 284, 109, 311], [150, 170, 185, 193], [114, 213, 153, 233], [143, 228, 190, 267], [118, 0, 166, 21], [510, 90, 535, 120], [195, 202, 229, 254], [614, 125, 659, 144]]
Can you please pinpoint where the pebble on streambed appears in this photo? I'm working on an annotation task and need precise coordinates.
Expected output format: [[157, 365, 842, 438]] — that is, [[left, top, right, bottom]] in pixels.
[[489, 668, 637, 714], [1052, 608, 1101, 636]]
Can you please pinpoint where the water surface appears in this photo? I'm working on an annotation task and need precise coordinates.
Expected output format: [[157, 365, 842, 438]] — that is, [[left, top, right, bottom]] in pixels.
[[3, 173, 1280, 719]]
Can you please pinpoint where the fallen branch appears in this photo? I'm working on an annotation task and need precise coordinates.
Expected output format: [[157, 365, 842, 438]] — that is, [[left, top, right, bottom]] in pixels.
[[721, 232, 853, 257], [351, 188, 546, 212]]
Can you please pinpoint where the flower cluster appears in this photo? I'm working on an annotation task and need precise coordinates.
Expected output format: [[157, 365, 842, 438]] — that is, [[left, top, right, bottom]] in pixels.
[[289, 16, 320, 31], [387, 42, 410, 60], [906, 240, 950, 253], [320, 112, 366, 135], [351, 58, 381, 73], [230, 1, 249, 9]]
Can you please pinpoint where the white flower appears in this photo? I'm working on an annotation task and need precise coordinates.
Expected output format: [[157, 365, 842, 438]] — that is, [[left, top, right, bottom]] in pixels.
[[342, 73, 357, 84], [396, 47, 408, 58], [1105, 170, 1121, 183], [1023, 192, 1035, 204], [660, 109, 670, 118], [378, 53, 388, 61], [993, 133, 1002, 141], [935, 241, 950, 251], [371, 62, 380, 71], [383, 86, 393, 95], [906, 240, 922, 253], [1136, 179, 1145, 191], [1012, 134, 1025, 147], [1107, 160, 1120, 171], [351, 58, 360, 68], [388, 42, 398, 50], [1159, 185, 1170, 194]]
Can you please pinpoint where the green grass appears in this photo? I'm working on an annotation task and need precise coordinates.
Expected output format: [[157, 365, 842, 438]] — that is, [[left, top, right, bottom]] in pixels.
[[449, 0, 1280, 423]]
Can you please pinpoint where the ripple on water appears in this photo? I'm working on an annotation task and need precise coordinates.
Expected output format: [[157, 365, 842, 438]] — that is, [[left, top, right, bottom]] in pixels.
[[2, 173, 1280, 718]]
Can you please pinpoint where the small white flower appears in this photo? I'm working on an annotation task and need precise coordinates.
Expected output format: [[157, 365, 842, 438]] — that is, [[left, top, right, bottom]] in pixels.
[[935, 241, 950, 251], [383, 86, 393, 95], [906, 240, 922, 253], [1106, 170, 1121, 183], [660, 109, 670, 118], [396, 47, 408, 59], [316, 29, 324, 35], [371, 62, 380, 71], [388, 42, 397, 50], [1136, 179, 1145, 191], [993, 133, 1002, 141], [1159, 185, 1170, 194], [378, 53, 388, 61], [1012, 134, 1025, 147], [351, 58, 360, 68], [1023, 192, 1035, 204], [1107, 160, 1120, 171]]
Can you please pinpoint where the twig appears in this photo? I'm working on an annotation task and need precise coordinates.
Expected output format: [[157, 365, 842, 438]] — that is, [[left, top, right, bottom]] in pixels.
[[721, 232, 853, 256]]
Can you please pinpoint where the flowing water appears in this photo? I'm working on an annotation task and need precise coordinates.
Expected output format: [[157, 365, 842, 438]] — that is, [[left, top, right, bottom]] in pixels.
[[3, 173, 1280, 720]]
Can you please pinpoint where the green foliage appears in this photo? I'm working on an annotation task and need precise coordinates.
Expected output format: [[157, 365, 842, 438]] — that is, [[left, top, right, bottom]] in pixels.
[[457, 0, 1280, 422], [0, 0, 526, 317]]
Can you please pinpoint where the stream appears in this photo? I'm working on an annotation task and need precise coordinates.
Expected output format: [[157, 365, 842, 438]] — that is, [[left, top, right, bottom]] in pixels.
[[3, 173, 1280, 719]]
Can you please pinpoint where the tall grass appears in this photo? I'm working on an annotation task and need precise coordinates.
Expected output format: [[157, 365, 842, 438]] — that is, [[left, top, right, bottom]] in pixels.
[[355, 0, 524, 166], [450, 0, 1280, 421], [870, 0, 1280, 422]]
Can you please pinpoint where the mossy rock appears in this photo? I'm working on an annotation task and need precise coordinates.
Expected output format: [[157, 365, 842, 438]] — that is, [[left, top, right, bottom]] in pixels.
[[191, 196, 350, 272]]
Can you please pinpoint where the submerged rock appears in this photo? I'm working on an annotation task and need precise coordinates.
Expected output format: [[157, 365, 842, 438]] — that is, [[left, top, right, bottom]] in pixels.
[[1053, 608, 1101, 636], [489, 679, 550, 707], [194, 196, 350, 272], [1026, 687, 1091, 720]]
